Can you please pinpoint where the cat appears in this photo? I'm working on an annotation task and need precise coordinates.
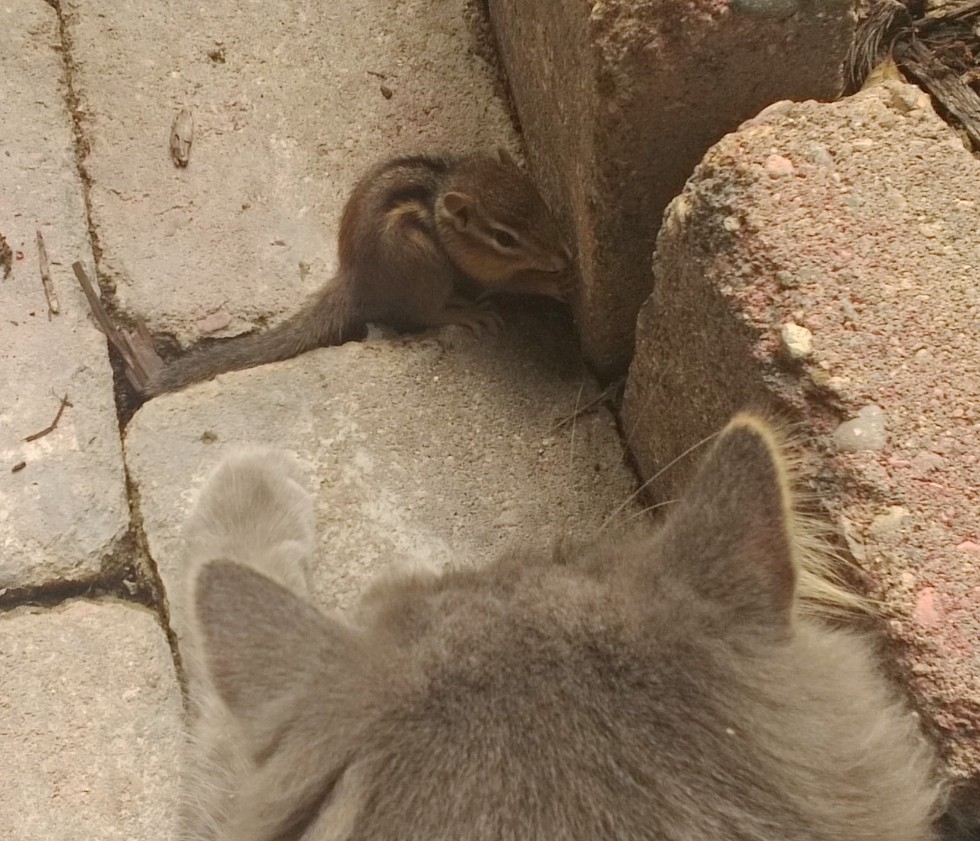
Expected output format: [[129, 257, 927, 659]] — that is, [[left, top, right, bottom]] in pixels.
[[178, 414, 945, 840]]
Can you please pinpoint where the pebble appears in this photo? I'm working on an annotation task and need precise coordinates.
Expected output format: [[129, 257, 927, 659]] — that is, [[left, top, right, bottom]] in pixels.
[[840, 299, 859, 323], [806, 143, 834, 167], [887, 84, 928, 114], [797, 266, 823, 285], [669, 195, 691, 225], [780, 322, 812, 359], [833, 404, 887, 451], [196, 309, 233, 333], [914, 587, 941, 628], [839, 516, 866, 562], [776, 270, 797, 289], [869, 505, 911, 537], [909, 450, 946, 479], [764, 154, 795, 177]]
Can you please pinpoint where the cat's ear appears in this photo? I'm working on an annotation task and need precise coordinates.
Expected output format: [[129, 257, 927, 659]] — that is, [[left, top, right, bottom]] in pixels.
[[656, 414, 797, 629], [192, 559, 363, 726], [192, 560, 371, 841]]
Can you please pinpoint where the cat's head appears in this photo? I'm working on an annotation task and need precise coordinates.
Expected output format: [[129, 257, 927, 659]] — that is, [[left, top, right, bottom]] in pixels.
[[188, 415, 941, 841]]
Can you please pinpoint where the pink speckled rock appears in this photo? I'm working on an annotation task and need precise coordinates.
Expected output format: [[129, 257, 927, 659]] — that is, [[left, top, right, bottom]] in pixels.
[[487, 0, 854, 375], [624, 81, 979, 775]]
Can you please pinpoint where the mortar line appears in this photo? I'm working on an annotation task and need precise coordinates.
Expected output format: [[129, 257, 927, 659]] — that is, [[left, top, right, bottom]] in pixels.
[[46, 0, 183, 676]]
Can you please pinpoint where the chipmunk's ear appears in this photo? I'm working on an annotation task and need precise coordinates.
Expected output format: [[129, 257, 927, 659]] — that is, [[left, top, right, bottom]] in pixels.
[[439, 191, 475, 231], [496, 146, 519, 168], [656, 414, 797, 629]]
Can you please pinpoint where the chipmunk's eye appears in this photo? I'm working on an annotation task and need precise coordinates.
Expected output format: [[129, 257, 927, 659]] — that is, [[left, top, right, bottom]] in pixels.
[[491, 228, 520, 250]]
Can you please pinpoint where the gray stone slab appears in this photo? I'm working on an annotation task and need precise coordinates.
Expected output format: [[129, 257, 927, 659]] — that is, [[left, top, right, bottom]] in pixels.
[[0, 600, 181, 840], [125, 315, 637, 640], [64, 0, 521, 347], [0, 0, 129, 590]]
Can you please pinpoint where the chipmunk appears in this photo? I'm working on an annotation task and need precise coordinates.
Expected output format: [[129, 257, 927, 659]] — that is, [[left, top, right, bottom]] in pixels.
[[178, 415, 946, 841], [143, 150, 571, 396]]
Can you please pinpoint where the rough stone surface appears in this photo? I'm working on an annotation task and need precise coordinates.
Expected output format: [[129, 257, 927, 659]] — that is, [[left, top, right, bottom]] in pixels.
[[2, 0, 639, 836], [125, 308, 637, 642], [0, 0, 129, 591], [14, 0, 973, 828], [623, 81, 979, 774], [0, 601, 182, 840], [64, 0, 522, 348], [488, 0, 854, 374]]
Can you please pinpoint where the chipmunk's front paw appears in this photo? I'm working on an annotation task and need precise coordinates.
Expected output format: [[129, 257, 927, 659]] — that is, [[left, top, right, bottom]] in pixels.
[[445, 304, 503, 336]]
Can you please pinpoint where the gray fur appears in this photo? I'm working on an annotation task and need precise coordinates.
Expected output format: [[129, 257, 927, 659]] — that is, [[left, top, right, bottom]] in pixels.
[[180, 417, 942, 840]]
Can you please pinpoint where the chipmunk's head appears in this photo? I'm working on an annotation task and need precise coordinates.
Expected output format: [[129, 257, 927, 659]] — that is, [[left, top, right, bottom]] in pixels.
[[435, 150, 573, 300]]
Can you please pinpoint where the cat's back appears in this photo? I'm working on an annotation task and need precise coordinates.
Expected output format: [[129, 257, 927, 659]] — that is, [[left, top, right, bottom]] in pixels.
[[332, 549, 938, 841]]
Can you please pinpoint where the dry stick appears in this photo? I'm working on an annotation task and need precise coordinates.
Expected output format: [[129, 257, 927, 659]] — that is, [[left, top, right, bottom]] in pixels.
[[25, 393, 71, 442], [126, 316, 166, 389], [551, 378, 623, 431], [901, 40, 980, 148], [36, 230, 59, 316], [921, 0, 980, 22], [72, 261, 128, 357], [71, 261, 163, 392], [846, 0, 910, 89]]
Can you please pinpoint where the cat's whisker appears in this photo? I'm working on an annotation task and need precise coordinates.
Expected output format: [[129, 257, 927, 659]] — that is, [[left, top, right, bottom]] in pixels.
[[598, 428, 719, 534]]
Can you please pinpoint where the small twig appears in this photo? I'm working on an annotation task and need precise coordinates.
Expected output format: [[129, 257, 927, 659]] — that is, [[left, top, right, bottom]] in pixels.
[[551, 378, 624, 431], [73, 261, 121, 340], [72, 261, 164, 392], [900, 39, 980, 148], [846, 0, 911, 90], [36, 230, 59, 317], [919, 0, 980, 25], [25, 393, 71, 442]]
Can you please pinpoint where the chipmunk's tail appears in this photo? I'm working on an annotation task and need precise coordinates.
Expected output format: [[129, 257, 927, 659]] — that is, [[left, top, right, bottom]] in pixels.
[[143, 279, 361, 396]]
